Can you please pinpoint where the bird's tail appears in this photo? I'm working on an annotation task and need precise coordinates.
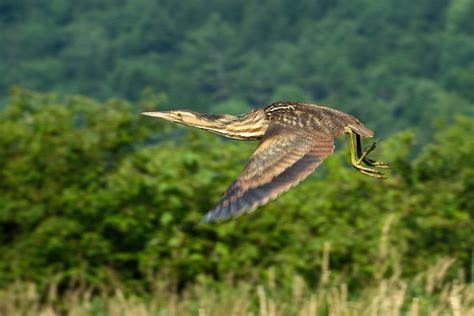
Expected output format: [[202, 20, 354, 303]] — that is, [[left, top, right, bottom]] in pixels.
[[349, 121, 374, 138]]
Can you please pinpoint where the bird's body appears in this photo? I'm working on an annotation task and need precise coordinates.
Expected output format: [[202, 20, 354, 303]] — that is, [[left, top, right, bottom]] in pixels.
[[263, 102, 373, 138], [143, 101, 388, 223]]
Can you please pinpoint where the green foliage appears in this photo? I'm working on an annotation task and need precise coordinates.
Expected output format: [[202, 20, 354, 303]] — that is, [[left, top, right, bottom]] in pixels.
[[0, 89, 472, 293]]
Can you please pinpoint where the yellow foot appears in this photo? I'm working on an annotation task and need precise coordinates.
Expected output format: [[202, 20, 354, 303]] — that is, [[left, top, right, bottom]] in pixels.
[[345, 127, 388, 179], [352, 161, 387, 179], [358, 141, 390, 169]]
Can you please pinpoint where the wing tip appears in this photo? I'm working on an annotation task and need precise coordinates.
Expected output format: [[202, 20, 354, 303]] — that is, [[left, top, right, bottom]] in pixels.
[[200, 206, 220, 224], [200, 200, 251, 224], [199, 211, 230, 224], [200, 203, 229, 224], [199, 213, 214, 224]]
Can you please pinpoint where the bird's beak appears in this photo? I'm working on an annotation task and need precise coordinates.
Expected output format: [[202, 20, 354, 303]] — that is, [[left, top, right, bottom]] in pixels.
[[142, 111, 183, 124], [141, 111, 169, 119]]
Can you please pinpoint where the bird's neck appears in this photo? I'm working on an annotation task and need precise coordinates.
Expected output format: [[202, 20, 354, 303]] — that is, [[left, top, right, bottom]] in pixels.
[[196, 110, 269, 140]]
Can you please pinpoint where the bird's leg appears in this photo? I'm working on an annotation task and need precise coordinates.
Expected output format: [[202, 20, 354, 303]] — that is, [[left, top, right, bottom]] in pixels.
[[345, 127, 385, 179], [356, 134, 390, 168]]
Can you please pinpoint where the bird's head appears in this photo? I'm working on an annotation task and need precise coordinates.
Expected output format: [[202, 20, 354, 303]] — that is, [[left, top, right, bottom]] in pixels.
[[143, 108, 268, 140], [142, 110, 206, 127]]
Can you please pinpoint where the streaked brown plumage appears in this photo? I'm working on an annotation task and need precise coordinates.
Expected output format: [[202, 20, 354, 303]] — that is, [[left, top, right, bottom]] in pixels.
[[142, 101, 388, 223]]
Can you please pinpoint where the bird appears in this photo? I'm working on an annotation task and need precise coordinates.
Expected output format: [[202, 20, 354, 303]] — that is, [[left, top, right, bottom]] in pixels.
[[142, 101, 388, 223]]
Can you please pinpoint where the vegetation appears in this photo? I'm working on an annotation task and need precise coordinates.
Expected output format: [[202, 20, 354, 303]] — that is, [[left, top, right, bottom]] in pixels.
[[0, 89, 473, 315], [1, 256, 473, 315], [0, 1, 473, 315], [1, 0, 473, 142]]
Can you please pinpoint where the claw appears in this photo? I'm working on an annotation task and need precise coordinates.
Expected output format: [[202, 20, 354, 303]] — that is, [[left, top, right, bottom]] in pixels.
[[353, 161, 386, 178], [352, 162, 384, 176], [364, 158, 390, 168], [351, 131, 388, 179], [357, 168, 387, 179], [357, 141, 377, 164]]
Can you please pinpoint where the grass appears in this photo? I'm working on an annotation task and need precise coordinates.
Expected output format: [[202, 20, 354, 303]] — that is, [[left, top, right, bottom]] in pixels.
[[0, 256, 472, 315], [1, 219, 473, 315]]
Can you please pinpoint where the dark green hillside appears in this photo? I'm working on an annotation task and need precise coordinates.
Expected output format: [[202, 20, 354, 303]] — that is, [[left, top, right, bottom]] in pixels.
[[1, 0, 473, 141]]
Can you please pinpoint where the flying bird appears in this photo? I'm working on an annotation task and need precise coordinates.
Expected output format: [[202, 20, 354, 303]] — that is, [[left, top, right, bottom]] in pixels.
[[142, 101, 388, 223]]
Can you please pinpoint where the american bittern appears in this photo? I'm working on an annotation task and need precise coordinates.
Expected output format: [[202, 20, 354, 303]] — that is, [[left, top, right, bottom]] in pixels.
[[143, 101, 388, 223]]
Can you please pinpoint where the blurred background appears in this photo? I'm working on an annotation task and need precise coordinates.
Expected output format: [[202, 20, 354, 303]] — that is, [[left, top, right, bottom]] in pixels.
[[0, 0, 473, 315]]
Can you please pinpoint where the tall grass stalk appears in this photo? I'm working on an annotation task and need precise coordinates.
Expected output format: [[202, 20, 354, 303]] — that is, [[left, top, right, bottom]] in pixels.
[[0, 255, 472, 316]]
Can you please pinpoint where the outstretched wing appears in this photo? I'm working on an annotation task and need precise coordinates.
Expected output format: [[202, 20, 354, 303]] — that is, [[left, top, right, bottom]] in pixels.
[[201, 122, 334, 223]]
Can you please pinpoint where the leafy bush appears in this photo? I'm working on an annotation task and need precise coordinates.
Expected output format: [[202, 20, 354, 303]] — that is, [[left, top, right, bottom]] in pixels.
[[0, 89, 473, 293]]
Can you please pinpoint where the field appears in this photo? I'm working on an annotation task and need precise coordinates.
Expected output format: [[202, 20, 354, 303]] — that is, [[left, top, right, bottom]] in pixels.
[[1, 1, 473, 315], [1, 251, 473, 315]]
